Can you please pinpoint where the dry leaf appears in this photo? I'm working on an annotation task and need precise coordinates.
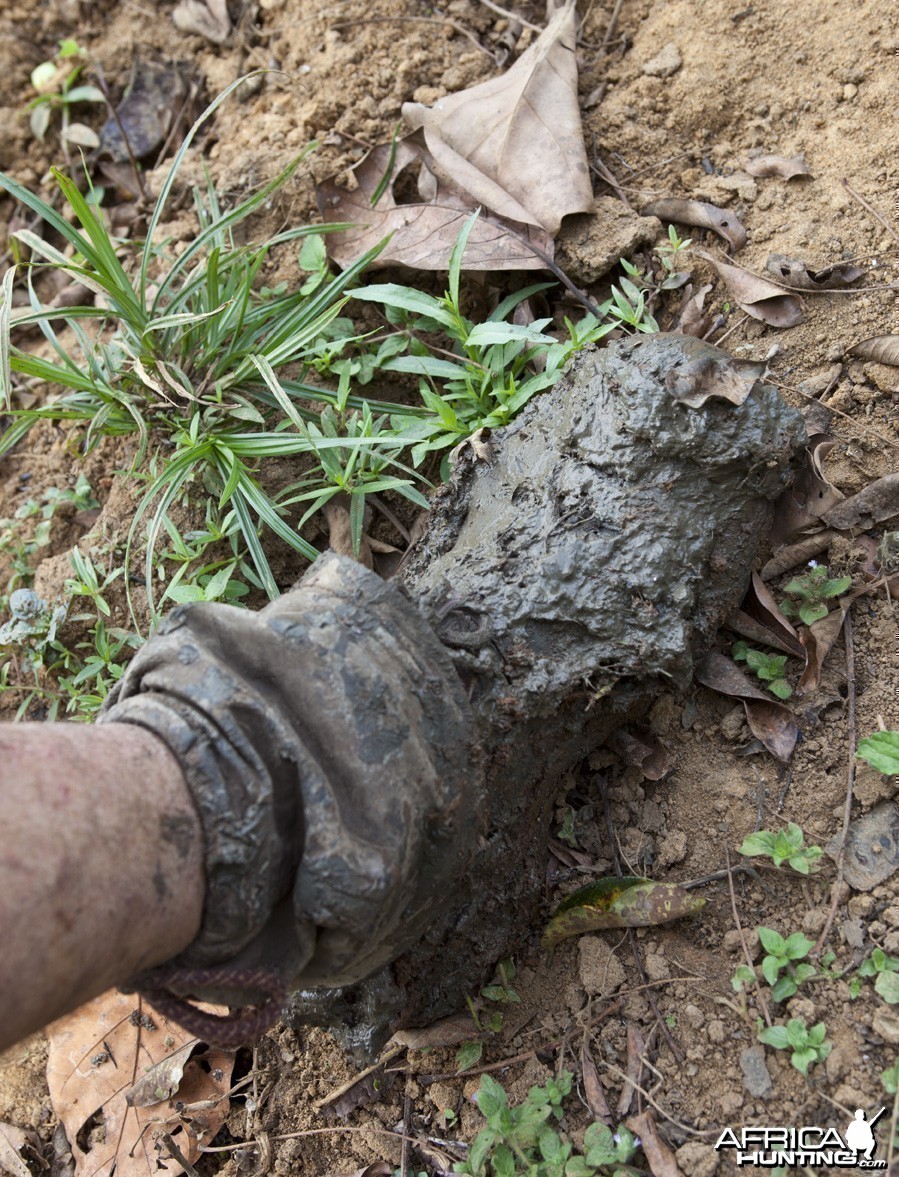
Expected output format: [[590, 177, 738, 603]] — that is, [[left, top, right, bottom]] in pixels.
[[61, 123, 100, 149], [797, 602, 848, 694], [98, 59, 192, 164], [642, 199, 747, 251], [765, 254, 866, 290], [727, 570, 805, 658], [608, 729, 670, 780], [47, 990, 234, 1177], [670, 282, 713, 337], [616, 1024, 649, 1118], [328, 1165, 392, 1177], [744, 154, 811, 180], [580, 1041, 613, 1124], [760, 531, 840, 579], [172, 0, 230, 42], [704, 255, 804, 328], [541, 878, 705, 947], [401, 0, 592, 235], [848, 335, 899, 367], [665, 348, 764, 408], [771, 435, 844, 541], [317, 138, 552, 271], [0, 1123, 30, 1177], [821, 473, 899, 530], [390, 1011, 479, 1050], [626, 1110, 682, 1177], [323, 494, 374, 569], [694, 651, 798, 761]]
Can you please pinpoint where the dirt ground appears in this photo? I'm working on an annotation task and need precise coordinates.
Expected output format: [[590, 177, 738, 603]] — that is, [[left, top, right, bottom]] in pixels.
[[0, 0, 898, 1173]]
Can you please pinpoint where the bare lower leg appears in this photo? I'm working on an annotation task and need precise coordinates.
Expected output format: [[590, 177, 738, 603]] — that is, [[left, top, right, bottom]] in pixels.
[[0, 724, 204, 1051]]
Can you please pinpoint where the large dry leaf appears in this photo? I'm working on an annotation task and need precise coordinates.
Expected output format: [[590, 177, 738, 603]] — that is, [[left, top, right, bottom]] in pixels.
[[99, 59, 192, 163], [798, 601, 848, 694], [626, 1111, 682, 1177], [642, 199, 747, 251], [849, 335, 899, 366], [616, 1024, 650, 1118], [670, 282, 714, 337], [761, 532, 839, 580], [390, 1011, 479, 1050], [765, 254, 866, 290], [401, 0, 592, 235], [744, 154, 811, 180], [695, 651, 798, 761], [0, 1123, 31, 1177], [666, 351, 764, 409], [727, 570, 805, 658], [770, 434, 845, 541], [317, 137, 552, 271], [580, 1041, 613, 1124], [47, 990, 234, 1177], [704, 255, 804, 328], [821, 473, 899, 530]]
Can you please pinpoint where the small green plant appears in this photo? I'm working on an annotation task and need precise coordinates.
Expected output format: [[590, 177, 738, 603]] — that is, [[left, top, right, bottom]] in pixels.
[[758, 927, 816, 1002], [454, 1072, 640, 1176], [557, 807, 579, 848], [856, 948, 899, 1004], [882, 1060, 899, 1094], [757, 1018, 831, 1076], [732, 641, 792, 699], [27, 39, 105, 146], [857, 731, 899, 776], [780, 562, 851, 626], [456, 962, 521, 1072], [738, 823, 823, 875], [0, 475, 99, 595]]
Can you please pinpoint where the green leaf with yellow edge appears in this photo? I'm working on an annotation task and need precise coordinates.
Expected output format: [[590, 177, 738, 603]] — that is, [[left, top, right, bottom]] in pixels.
[[541, 876, 705, 948]]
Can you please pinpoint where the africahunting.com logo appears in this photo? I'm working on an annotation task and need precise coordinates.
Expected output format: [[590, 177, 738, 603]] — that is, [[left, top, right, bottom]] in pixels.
[[715, 1108, 887, 1168]]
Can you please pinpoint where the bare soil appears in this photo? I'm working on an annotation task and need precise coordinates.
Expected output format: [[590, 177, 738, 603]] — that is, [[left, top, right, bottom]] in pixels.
[[0, 0, 898, 1174]]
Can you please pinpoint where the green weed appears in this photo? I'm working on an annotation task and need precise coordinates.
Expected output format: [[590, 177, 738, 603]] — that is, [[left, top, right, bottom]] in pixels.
[[857, 731, 899, 776], [780, 562, 851, 626], [757, 1017, 831, 1076], [738, 823, 823, 875], [855, 948, 899, 1004], [454, 1072, 640, 1176], [732, 641, 792, 699], [27, 39, 105, 145], [757, 927, 816, 1003]]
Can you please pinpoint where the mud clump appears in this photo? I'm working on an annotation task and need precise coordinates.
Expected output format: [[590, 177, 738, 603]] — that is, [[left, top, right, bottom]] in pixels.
[[288, 334, 806, 1055]]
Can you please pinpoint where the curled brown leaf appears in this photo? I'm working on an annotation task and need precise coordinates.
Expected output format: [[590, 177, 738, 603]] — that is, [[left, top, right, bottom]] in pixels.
[[608, 729, 670, 780], [642, 198, 747, 251], [670, 282, 714, 337], [728, 571, 805, 658], [695, 652, 798, 761], [626, 1110, 683, 1177], [765, 254, 866, 290], [821, 473, 899, 530], [849, 335, 899, 366], [798, 602, 848, 694], [744, 154, 811, 180], [704, 254, 804, 328], [580, 1040, 613, 1124]]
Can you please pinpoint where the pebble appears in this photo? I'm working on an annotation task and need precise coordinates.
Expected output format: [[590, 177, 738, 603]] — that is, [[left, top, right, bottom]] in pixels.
[[643, 43, 682, 77], [578, 936, 627, 996], [873, 1006, 899, 1044], [674, 1142, 719, 1177], [740, 1045, 773, 1097]]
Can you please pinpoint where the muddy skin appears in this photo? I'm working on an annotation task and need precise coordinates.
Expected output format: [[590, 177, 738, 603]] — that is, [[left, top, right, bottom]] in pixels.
[[286, 333, 806, 1056]]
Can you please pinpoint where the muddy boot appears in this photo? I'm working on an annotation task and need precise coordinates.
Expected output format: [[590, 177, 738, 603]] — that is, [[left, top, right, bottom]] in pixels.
[[102, 333, 804, 1054]]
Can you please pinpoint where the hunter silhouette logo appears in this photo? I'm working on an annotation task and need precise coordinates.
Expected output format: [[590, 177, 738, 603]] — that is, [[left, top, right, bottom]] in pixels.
[[715, 1107, 888, 1168]]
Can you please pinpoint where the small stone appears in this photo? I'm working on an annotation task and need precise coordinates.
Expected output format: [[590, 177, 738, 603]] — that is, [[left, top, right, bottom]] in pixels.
[[643, 42, 682, 78], [883, 906, 899, 929], [840, 916, 865, 949], [787, 996, 817, 1022], [825, 1043, 851, 1083], [578, 936, 627, 996], [863, 362, 899, 393], [656, 830, 688, 869], [842, 83, 858, 100], [801, 907, 828, 934], [707, 1020, 726, 1044], [644, 952, 670, 982], [720, 705, 746, 741], [684, 1003, 704, 1028], [741, 1045, 773, 1097], [675, 1142, 719, 1177], [873, 1006, 899, 1044]]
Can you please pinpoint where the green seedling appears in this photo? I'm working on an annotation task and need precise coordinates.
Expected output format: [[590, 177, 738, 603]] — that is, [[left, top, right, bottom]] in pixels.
[[65, 546, 122, 618], [738, 822, 823, 875], [454, 1071, 640, 1176], [557, 806, 579, 848], [654, 223, 692, 286], [856, 948, 899, 1004], [28, 39, 105, 146], [757, 1017, 831, 1076], [882, 1060, 899, 1095], [732, 641, 792, 699], [481, 958, 520, 1006], [780, 562, 851, 626], [0, 475, 99, 595], [758, 927, 816, 1002], [857, 731, 899, 776]]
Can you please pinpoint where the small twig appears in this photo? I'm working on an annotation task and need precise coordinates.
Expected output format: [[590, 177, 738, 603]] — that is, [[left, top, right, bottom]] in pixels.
[[841, 179, 899, 248], [512, 232, 606, 317], [726, 848, 772, 1027], [599, 0, 625, 52], [158, 1133, 200, 1177], [313, 1044, 405, 1109], [473, 0, 544, 33], [709, 312, 749, 348], [813, 609, 856, 957], [589, 157, 634, 210], [772, 378, 899, 452], [596, 1059, 718, 1138]]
